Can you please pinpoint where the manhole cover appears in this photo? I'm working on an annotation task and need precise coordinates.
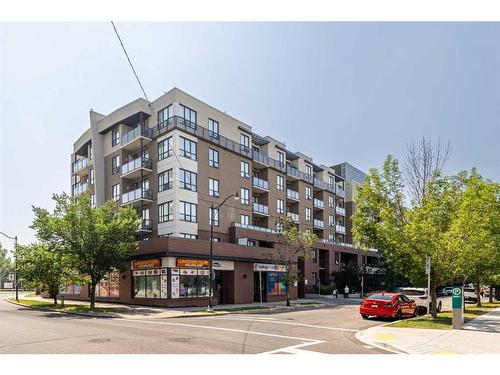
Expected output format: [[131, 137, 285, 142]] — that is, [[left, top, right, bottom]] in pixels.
[[88, 338, 111, 344]]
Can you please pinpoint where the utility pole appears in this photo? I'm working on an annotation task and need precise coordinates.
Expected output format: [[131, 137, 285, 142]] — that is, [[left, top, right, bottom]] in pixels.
[[426, 256, 431, 320], [0, 232, 18, 301]]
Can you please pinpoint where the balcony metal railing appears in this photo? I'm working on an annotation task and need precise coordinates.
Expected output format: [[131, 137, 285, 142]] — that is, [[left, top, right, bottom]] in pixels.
[[287, 212, 299, 222], [313, 219, 324, 229], [252, 202, 269, 215], [121, 125, 153, 146], [72, 182, 89, 196], [72, 158, 89, 173], [232, 222, 276, 234], [313, 198, 324, 209], [122, 157, 153, 175], [336, 206, 346, 215], [336, 224, 346, 234], [122, 188, 153, 204], [286, 189, 299, 200], [336, 186, 345, 198], [137, 219, 153, 232], [252, 176, 269, 190]]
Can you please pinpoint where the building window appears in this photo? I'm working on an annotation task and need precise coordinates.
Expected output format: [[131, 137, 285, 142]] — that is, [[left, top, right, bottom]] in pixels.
[[90, 194, 95, 207], [328, 175, 334, 187], [179, 104, 197, 127], [267, 272, 287, 296], [179, 233, 198, 239], [305, 163, 312, 178], [90, 168, 94, 185], [209, 207, 219, 226], [305, 207, 311, 221], [96, 271, 120, 298], [209, 178, 219, 197], [305, 186, 312, 200], [311, 272, 317, 287], [112, 155, 120, 175], [180, 169, 197, 192], [240, 133, 250, 152], [329, 234, 335, 242], [111, 127, 120, 147], [112, 184, 120, 202], [179, 137, 197, 160], [240, 161, 249, 178], [158, 105, 172, 127], [276, 175, 284, 191], [311, 249, 317, 263], [208, 118, 219, 138], [158, 169, 173, 191], [158, 137, 173, 160], [209, 148, 219, 168], [328, 195, 334, 208], [277, 199, 284, 214], [158, 201, 173, 223], [240, 188, 249, 205], [241, 214, 249, 225], [277, 151, 285, 167], [178, 268, 209, 298], [133, 269, 160, 299], [179, 201, 197, 222], [329, 215, 334, 227]]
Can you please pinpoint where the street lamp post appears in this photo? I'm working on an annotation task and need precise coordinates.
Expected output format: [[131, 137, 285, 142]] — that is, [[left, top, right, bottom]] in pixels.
[[0, 231, 18, 301], [207, 192, 239, 312]]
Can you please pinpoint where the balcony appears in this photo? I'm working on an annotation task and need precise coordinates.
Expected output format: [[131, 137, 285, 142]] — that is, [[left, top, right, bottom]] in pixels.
[[252, 176, 269, 192], [121, 126, 153, 151], [336, 186, 345, 198], [72, 158, 91, 176], [122, 188, 153, 206], [72, 182, 89, 196], [121, 157, 153, 179], [252, 202, 269, 216], [335, 224, 346, 234], [313, 219, 324, 229], [313, 198, 324, 209], [287, 212, 299, 222], [336, 206, 346, 216], [137, 219, 153, 233], [286, 189, 299, 201], [286, 165, 300, 180], [232, 222, 276, 234]]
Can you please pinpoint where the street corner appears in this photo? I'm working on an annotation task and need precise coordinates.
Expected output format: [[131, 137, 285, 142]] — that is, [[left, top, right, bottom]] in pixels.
[[355, 326, 406, 354]]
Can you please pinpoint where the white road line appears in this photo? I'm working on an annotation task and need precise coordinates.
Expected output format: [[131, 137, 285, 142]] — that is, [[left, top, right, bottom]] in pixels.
[[209, 317, 360, 333], [116, 318, 325, 344], [260, 341, 324, 355]]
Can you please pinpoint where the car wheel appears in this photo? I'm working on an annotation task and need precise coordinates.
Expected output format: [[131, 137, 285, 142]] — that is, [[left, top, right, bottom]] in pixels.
[[361, 314, 369, 320], [412, 307, 418, 317], [394, 309, 402, 321]]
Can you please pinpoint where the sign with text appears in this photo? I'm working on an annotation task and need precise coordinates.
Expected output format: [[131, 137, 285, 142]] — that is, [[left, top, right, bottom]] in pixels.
[[253, 263, 287, 272], [452, 286, 463, 309], [132, 259, 161, 269], [176, 259, 210, 268], [425, 256, 431, 275]]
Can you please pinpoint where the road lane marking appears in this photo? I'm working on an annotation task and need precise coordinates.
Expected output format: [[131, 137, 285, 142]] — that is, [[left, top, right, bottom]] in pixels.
[[260, 341, 325, 355], [209, 317, 360, 332]]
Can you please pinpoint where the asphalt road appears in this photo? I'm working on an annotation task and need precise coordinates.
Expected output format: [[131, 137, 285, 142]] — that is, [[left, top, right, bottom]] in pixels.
[[0, 295, 390, 354]]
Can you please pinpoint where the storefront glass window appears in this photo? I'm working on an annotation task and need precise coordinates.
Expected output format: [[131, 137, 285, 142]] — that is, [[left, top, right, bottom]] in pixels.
[[267, 272, 287, 295], [96, 271, 120, 298], [146, 275, 161, 299], [178, 269, 211, 298], [134, 276, 146, 298]]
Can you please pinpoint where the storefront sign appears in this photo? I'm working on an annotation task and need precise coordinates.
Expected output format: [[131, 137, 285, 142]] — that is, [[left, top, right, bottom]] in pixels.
[[177, 259, 210, 268], [132, 258, 161, 269], [253, 263, 287, 272], [212, 260, 235, 271]]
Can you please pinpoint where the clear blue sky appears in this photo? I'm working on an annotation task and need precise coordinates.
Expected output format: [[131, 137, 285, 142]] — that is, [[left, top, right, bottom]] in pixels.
[[0, 22, 498, 249]]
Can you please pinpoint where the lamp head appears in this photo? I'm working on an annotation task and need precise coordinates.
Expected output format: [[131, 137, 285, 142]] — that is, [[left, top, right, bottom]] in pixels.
[[233, 191, 239, 201]]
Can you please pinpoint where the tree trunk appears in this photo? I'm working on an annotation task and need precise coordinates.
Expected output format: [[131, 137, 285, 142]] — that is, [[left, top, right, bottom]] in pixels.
[[51, 285, 58, 305], [286, 280, 291, 307], [476, 282, 481, 307], [430, 286, 438, 318], [489, 285, 494, 303], [90, 280, 96, 310]]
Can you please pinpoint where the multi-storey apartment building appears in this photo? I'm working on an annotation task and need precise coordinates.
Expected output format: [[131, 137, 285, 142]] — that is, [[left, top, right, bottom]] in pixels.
[[67, 87, 379, 307]]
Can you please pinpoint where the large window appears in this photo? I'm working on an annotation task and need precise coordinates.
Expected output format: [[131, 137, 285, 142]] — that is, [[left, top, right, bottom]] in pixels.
[[240, 161, 249, 178], [305, 163, 312, 178], [179, 104, 197, 127], [158, 169, 173, 191], [209, 148, 219, 168], [277, 151, 285, 167], [208, 118, 219, 138], [209, 178, 219, 197], [178, 269, 210, 298], [111, 127, 120, 147], [240, 133, 250, 152], [277, 199, 284, 214], [267, 272, 286, 296], [311, 249, 317, 263], [133, 269, 161, 299], [276, 175, 284, 191], [158, 105, 172, 127], [112, 184, 120, 202], [329, 215, 334, 227], [328, 195, 334, 208], [96, 271, 120, 298], [179, 233, 197, 239], [180, 169, 197, 191], [241, 214, 249, 225], [158, 137, 173, 160], [240, 188, 249, 205], [209, 207, 219, 227], [158, 201, 173, 223], [305, 186, 312, 200], [180, 137, 197, 160], [90, 168, 94, 185], [112, 155, 120, 175], [180, 201, 197, 222], [305, 207, 311, 221]]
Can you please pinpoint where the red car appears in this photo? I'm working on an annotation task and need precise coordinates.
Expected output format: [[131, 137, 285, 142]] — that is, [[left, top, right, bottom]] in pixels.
[[359, 293, 418, 320]]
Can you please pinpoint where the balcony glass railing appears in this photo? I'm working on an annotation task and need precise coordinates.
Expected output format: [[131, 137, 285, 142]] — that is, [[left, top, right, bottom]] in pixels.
[[252, 202, 269, 215], [137, 219, 153, 231], [122, 157, 153, 175], [232, 222, 276, 234], [286, 165, 300, 178], [122, 188, 153, 204], [287, 212, 299, 222], [252, 176, 269, 190], [336, 224, 346, 234], [313, 219, 324, 228], [313, 198, 324, 209], [336, 206, 346, 215], [73, 182, 89, 196], [286, 189, 299, 200], [121, 126, 153, 145], [72, 158, 89, 173], [336, 186, 345, 197]]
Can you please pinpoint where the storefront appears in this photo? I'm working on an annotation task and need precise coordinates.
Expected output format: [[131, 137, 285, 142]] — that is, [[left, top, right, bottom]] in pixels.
[[253, 263, 287, 303]]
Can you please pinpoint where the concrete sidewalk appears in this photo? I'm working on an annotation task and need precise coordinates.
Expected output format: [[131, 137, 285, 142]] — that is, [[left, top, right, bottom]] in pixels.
[[356, 307, 500, 354]]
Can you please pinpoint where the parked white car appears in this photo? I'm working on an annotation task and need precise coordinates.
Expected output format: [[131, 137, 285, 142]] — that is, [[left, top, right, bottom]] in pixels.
[[399, 287, 442, 314], [464, 287, 479, 303]]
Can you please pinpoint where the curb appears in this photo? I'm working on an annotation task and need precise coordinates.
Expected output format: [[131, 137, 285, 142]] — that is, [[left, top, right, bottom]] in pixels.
[[354, 326, 407, 354], [3, 298, 117, 319]]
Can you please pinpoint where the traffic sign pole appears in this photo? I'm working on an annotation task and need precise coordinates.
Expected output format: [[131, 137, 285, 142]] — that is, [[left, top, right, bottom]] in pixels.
[[452, 286, 464, 329], [426, 256, 431, 320]]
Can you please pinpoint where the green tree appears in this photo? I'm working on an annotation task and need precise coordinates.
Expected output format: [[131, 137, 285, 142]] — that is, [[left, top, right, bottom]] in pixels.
[[331, 263, 361, 292], [0, 243, 14, 287], [448, 170, 500, 307], [265, 215, 317, 306], [16, 243, 79, 304], [31, 192, 140, 309]]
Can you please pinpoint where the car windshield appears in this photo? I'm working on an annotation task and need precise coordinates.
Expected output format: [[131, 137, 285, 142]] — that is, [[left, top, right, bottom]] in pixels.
[[464, 288, 475, 292], [401, 289, 426, 296], [368, 295, 394, 301]]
